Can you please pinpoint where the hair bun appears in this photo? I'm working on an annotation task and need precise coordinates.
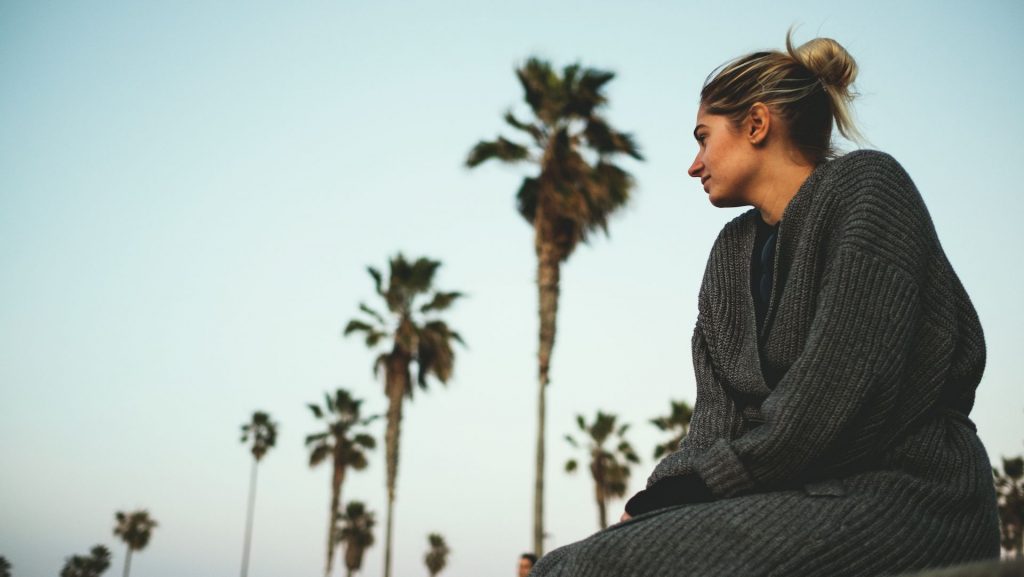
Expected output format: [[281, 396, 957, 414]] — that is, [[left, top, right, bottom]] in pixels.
[[788, 36, 858, 91]]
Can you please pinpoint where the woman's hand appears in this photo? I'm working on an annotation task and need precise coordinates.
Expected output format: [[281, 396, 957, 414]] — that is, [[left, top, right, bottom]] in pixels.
[[619, 511, 632, 523]]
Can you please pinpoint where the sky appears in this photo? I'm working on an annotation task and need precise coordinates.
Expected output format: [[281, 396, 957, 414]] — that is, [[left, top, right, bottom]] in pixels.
[[1, 1, 1022, 576]]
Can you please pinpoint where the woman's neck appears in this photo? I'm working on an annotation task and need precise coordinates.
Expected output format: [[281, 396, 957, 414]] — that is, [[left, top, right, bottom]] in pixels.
[[752, 157, 815, 225]]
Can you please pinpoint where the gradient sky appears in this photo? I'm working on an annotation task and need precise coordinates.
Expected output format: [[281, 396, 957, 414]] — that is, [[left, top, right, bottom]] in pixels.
[[2, 1, 1022, 576]]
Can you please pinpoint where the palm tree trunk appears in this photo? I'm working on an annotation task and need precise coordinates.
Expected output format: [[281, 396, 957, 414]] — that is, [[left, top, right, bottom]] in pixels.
[[240, 458, 259, 577], [122, 547, 133, 577], [534, 223, 561, 556], [327, 459, 346, 577], [383, 350, 409, 577], [384, 489, 396, 577], [593, 456, 608, 530]]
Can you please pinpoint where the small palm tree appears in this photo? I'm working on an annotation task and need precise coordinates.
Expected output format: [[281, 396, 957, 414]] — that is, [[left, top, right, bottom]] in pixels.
[[61, 545, 112, 577], [113, 510, 157, 577], [565, 411, 640, 530], [0, 556, 9, 577], [337, 501, 376, 577], [650, 400, 694, 460], [306, 389, 377, 577], [344, 254, 464, 577], [239, 410, 278, 577], [994, 455, 1024, 559], [424, 533, 450, 577], [467, 57, 642, 555]]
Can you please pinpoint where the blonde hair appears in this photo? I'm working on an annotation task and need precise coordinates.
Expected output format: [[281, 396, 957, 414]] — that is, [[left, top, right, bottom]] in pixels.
[[701, 31, 862, 163]]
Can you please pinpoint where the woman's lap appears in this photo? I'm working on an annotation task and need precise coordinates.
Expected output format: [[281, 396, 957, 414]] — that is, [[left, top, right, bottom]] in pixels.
[[532, 477, 998, 577]]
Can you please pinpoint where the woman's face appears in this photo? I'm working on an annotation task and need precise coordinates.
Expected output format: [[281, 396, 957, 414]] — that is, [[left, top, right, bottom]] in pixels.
[[687, 107, 758, 208]]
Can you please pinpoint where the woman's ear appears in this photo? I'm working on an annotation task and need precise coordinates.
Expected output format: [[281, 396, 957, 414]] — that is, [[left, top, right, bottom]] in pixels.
[[747, 102, 771, 145]]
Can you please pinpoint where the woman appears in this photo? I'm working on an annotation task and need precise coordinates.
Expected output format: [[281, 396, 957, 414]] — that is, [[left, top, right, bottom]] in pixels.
[[531, 34, 1000, 577]]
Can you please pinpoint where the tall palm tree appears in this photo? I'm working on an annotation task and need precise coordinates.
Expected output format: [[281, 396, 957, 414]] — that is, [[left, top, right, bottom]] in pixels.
[[466, 57, 642, 554], [113, 510, 157, 577], [565, 411, 641, 530], [61, 545, 112, 577], [306, 389, 377, 577], [344, 254, 464, 577], [423, 533, 450, 577], [239, 410, 278, 577], [650, 400, 694, 460], [337, 501, 376, 577]]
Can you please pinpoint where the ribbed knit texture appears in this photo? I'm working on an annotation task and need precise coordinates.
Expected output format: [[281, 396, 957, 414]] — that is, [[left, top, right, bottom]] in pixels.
[[532, 151, 1000, 577]]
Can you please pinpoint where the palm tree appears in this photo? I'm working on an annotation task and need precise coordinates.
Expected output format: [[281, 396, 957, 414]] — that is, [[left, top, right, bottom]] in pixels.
[[306, 389, 377, 577], [565, 411, 641, 530], [337, 501, 376, 577], [61, 545, 112, 577], [239, 410, 278, 577], [0, 556, 9, 577], [650, 400, 694, 460], [994, 455, 1024, 558], [344, 254, 464, 577], [113, 510, 157, 577], [423, 533, 450, 577], [466, 57, 642, 554]]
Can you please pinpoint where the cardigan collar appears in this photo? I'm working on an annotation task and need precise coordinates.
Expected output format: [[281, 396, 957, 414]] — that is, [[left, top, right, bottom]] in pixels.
[[705, 160, 827, 399]]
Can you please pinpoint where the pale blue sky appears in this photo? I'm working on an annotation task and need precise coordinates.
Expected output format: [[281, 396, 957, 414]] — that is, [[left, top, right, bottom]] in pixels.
[[2, 1, 1022, 576]]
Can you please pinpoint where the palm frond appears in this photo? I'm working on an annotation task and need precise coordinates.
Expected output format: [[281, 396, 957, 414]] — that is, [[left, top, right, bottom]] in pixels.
[[583, 117, 644, 160], [308, 403, 324, 419], [466, 137, 531, 167], [373, 353, 388, 378], [503, 110, 544, 145], [354, 433, 377, 449], [344, 319, 376, 337], [308, 443, 330, 467], [305, 432, 329, 445], [516, 57, 558, 123], [420, 291, 464, 313], [565, 67, 614, 118], [358, 302, 387, 326], [367, 266, 385, 297]]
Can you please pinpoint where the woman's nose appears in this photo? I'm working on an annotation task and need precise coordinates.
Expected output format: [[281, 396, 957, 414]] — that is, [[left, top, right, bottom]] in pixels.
[[688, 155, 703, 178]]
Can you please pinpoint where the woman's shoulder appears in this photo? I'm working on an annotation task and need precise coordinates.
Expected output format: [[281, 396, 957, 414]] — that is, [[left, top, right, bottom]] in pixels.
[[819, 149, 914, 191]]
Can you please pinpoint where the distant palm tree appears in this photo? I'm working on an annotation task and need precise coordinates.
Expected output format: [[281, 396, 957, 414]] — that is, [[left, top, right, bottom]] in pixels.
[[306, 388, 377, 577], [466, 57, 642, 555], [113, 510, 157, 577], [994, 455, 1024, 559], [650, 400, 694, 460], [61, 545, 112, 577], [337, 501, 376, 577], [239, 410, 278, 577], [565, 411, 640, 530], [0, 556, 11, 577], [424, 533, 450, 577], [345, 254, 464, 577]]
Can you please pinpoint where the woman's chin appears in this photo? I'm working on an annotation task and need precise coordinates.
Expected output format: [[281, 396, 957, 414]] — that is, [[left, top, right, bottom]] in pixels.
[[708, 194, 745, 208]]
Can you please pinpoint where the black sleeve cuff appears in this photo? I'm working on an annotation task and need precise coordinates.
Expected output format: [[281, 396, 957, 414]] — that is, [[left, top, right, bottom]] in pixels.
[[624, 474, 713, 516]]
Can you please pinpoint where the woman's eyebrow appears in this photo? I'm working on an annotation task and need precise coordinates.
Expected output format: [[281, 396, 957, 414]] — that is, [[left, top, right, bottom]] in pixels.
[[693, 124, 707, 139]]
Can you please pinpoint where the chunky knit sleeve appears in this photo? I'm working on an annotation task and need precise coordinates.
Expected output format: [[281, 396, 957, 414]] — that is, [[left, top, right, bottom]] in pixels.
[[693, 152, 932, 498]]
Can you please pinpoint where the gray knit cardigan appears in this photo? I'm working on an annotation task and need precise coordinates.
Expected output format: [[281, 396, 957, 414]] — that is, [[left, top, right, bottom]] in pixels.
[[532, 150, 1000, 577]]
